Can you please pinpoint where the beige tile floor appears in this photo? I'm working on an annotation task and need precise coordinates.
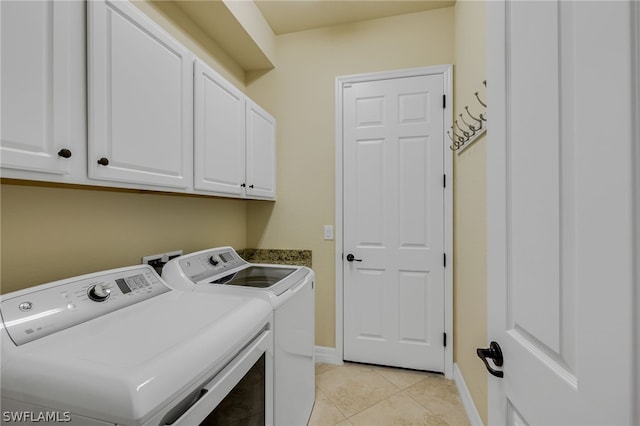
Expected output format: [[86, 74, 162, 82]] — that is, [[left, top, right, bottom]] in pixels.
[[309, 362, 470, 426]]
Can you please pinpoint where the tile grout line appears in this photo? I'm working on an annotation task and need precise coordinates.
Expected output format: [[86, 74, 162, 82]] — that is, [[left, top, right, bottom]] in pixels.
[[340, 369, 407, 422], [316, 364, 407, 422], [313, 363, 468, 426], [403, 390, 451, 425], [366, 373, 450, 425]]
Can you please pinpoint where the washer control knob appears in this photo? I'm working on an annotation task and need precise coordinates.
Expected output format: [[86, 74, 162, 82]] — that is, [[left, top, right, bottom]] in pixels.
[[209, 256, 219, 266], [88, 284, 111, 302]]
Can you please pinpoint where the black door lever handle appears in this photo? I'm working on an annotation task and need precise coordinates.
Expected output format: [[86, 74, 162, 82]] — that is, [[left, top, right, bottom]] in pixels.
[[477, 341, 504, 378], [346, 254, 362, 262]]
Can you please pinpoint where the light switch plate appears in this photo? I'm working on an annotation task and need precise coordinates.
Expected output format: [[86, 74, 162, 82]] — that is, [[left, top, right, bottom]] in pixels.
[[324, 225, 334, 240]]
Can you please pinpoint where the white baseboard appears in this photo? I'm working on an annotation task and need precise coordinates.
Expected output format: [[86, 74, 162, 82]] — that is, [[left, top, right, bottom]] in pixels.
[[454, 363, 484, 426], [314, 346, 343, 365]]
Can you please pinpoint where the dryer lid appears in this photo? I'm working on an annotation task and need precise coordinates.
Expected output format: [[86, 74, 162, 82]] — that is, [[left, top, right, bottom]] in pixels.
[[1, 289, 271, 425]]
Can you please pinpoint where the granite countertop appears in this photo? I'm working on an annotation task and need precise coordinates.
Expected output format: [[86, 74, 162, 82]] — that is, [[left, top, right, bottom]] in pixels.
[[237, 248, 312, 268]]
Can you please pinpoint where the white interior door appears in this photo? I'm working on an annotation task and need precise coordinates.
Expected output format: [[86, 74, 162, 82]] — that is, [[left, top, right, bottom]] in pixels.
[[342, 72, 447, 372], [487, 1, 637, 424]]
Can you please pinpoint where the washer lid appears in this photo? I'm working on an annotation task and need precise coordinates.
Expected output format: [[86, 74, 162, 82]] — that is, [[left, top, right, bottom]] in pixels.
[[207, 266, 309, 296], [211, 266, 296, 287], [0, 290, 271, 426]]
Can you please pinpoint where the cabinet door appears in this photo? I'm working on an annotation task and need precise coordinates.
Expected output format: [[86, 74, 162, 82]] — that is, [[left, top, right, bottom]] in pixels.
[[194, 60, 245, 196], [88, 0, 192, 189], [1, 1, 83, 175], [246, 100, 276, 199]]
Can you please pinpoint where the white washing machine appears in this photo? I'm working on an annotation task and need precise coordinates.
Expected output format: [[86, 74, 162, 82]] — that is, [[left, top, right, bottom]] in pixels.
[[162, 247, 315, 426], [0, 264, 274, 425]]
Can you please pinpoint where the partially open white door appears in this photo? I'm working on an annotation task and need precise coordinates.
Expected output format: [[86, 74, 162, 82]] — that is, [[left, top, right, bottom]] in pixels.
[[487, 1, 637, 424]]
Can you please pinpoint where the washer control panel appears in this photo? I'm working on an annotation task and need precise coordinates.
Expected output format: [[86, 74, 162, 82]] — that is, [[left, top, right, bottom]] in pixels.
[[0, 265, 170, 346], [177, 247, 246, 283]]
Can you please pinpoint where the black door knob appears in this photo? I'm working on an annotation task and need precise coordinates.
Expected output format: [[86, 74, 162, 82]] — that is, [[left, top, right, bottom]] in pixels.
[[57, 148, 72, 158], [97, 157, 109, 166], [346, 254, 362, 262], [477, 341, 504, 378]]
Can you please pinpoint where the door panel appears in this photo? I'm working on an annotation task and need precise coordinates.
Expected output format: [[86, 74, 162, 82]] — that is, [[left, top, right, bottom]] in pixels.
[[508, 0, 563, 357], [356, 139, 385, 244], [397, 270, 430, 343], [1, 1, 78, 175], [355, 269, 385, 339], [245, 100, 276, 199], [487, 1, 636, 424], [399, 136, 431, 247], [194, 60, 245, 195], [343, 74, 445, 371], [88, 0, 192, 188]]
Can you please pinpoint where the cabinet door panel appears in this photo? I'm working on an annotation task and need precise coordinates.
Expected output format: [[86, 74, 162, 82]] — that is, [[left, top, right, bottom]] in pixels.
[[246, 100, 276, 199], [1, 1, 80, 175], [194, 60, 245, 195], [88, 0, 192, 189]]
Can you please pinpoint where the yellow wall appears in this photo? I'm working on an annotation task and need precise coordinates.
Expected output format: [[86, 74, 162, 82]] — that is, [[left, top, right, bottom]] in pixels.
[[453, 0, 488, 423], [245, 8, 455, 348], [0, 181, 246, 294]]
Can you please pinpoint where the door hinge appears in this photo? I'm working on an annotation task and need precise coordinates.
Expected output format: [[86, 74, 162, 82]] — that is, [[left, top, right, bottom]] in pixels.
[[443, 253, 447, 268], [443, 332, 447, 347], [443, 174, 446, 188], [443, 94, 446, 109]]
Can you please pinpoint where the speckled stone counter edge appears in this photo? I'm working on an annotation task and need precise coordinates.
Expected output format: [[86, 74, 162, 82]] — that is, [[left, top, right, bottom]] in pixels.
[[237, 249, 312, 268]]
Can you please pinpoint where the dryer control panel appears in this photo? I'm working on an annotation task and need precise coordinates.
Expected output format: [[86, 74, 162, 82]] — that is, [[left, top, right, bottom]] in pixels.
[[0, 265, 170, 346]]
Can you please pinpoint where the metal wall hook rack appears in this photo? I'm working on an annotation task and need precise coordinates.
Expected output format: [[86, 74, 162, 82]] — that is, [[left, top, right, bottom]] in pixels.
[[474, 91, 487, 108], [449, 80, 487, 153]]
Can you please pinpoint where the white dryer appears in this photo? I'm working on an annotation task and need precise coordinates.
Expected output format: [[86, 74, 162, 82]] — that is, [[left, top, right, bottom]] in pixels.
[[162, 247, 315, 426], [0, 264, 274, 426]]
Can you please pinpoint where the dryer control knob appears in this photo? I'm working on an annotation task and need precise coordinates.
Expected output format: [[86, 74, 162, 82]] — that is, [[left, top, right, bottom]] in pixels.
[[208, 256, 219, 266], [88, 284, 111, 302]]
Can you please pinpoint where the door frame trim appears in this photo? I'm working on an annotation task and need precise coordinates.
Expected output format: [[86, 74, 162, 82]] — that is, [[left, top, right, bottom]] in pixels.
[[334, 65, 453, 378], [633, 1, 640, 423], [486, 2, 508, 422]]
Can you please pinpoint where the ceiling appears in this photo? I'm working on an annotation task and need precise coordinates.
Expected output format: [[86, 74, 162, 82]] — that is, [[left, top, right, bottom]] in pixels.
[[164, 0, 455, 71], [254, 0, 455, 35]]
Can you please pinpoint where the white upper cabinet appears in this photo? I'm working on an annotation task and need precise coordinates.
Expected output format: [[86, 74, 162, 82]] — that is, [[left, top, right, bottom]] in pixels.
[[246, 100, 276, 199], [87, 0, 193, 189], [2, 0, 275, 199], [194, 60, 276, 200], [1, 1, 85, 176], [194, 60, 246, 196]]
